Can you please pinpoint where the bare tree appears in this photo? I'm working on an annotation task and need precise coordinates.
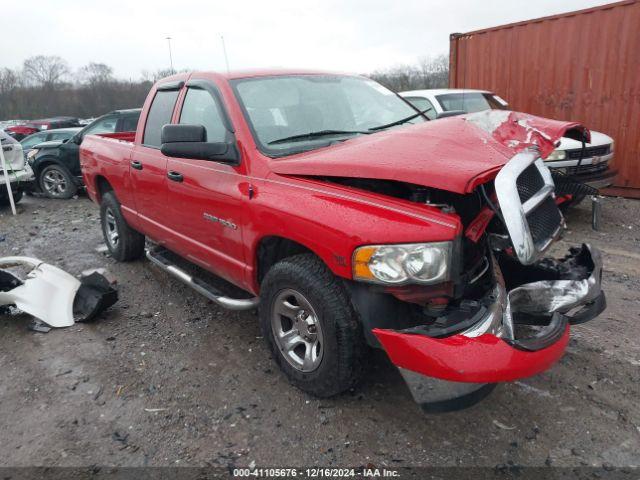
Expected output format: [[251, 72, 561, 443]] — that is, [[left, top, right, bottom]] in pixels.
[[368, 55, 449, 92], [78, 62, 114, 85], [0, 68, 22, 94], [417, 54, 449, 88], [22, 55, 70, 87]]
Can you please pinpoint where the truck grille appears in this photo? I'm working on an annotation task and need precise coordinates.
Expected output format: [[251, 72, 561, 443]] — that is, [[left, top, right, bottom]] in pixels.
[[495, 151, 564, 265], [551, 162, 608, 176], [566, 145, 610, 160], [516, 164, 545, 203], [528, 196, 563, 248]]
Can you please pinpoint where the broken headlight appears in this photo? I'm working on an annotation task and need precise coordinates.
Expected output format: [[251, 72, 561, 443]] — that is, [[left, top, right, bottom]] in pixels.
[[26, 149, 38, 164], [545, 149, 566, 161], [352, 242, 452, 285]]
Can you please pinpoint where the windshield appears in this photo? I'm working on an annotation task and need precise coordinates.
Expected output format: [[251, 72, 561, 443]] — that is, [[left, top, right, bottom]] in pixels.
[[232, 75, 424, 156], [436, 92, 508, 113]]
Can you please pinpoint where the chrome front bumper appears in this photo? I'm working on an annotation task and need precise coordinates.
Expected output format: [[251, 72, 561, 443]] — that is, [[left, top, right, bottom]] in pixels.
[[375, 244, 605, 412]]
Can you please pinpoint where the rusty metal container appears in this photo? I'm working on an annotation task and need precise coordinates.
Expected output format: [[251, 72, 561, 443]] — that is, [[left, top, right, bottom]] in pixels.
[[449, 0, 640, 197]]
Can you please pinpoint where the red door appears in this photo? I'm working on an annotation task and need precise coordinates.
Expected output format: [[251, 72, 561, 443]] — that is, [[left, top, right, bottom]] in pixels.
[[164, 83, 248, 288], [130, 87, 180, 241]]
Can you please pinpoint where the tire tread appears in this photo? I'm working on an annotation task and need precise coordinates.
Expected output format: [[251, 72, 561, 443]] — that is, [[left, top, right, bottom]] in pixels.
[[100, 191, 145, 261], [259, 253, 366, 398]]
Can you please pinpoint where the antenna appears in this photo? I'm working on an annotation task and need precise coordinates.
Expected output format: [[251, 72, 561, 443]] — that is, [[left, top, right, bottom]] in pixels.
[[220, 35, 230, 73], [166, 36, 174, 72]]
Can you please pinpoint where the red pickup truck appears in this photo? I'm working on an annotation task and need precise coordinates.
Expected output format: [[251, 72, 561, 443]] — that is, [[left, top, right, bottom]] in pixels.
[[80, 70, 606, 412]]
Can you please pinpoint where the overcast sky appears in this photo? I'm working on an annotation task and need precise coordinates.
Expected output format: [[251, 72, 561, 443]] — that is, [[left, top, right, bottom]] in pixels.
[[2, 0, 613, 79]]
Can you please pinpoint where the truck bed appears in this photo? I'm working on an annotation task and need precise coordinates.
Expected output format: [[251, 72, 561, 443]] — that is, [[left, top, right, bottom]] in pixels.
[[79, 131, 136, 205], [98, 131, 136, 143]]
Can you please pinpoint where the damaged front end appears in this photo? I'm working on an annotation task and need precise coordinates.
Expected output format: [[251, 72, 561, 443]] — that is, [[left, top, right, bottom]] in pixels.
[[0, 257, 118, 329], [361, 150, 606, 412]]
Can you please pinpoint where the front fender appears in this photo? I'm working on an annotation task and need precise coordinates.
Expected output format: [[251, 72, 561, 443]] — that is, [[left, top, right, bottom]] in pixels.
[[243, 174, 462, 292]]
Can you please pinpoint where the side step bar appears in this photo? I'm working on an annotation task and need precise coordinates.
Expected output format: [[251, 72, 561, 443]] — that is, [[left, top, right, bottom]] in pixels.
[[145, 248, 259, 311]]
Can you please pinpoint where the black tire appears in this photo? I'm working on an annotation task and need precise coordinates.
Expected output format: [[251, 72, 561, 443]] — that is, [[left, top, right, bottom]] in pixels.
[[0, 189, 22, 206], [38, 164, 78, 199], [100, 191, 145, 261], [259, 253, 366, 397]]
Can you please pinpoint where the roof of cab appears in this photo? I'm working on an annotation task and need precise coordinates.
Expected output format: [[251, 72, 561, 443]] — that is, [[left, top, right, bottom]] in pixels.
[[157, 69, 359, 85], [400, 88, 492, 96]]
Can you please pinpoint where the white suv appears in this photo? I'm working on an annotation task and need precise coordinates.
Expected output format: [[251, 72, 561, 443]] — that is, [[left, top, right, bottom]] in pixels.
[[1, 130, 34, 206]]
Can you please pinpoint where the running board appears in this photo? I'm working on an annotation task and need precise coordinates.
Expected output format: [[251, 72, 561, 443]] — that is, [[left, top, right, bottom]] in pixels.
[[145, 248, 259, 311]]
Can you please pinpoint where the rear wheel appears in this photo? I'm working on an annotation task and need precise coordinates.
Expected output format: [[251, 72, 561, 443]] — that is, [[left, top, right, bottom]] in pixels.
[[39, 164, 77, 199], [100, 191, 145, 261], [259, 254, 366, 397]]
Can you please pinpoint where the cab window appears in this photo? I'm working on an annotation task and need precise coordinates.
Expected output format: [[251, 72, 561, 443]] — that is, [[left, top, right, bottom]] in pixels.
[[84, 116, 118, 136], [403, 97, 437, 120], [49, 131, 74, 141], [20, 133, 47, 149], [179, 88, 227, 143], [118, 114, 140, 132], [143, 90, 180, 147]]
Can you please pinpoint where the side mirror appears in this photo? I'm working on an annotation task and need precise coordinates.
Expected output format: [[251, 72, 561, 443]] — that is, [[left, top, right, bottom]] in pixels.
[[160, 124, 239, 164], [72, 134, 83, 145], [436, 110, 467, 119]]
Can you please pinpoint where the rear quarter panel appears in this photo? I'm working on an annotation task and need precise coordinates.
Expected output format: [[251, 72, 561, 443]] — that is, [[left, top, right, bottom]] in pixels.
[[80, 134, 136, 219]]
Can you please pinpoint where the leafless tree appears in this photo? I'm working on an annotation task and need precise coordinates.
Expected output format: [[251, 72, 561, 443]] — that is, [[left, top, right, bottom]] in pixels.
[[369, 55, 449, 92], [78, 62, 114, 85], [0, 68, 22, 94], [22, 55, 70, 87]]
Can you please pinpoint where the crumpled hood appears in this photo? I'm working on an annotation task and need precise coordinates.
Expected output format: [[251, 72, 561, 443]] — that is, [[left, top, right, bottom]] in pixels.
[[270, 110, 588, 194]]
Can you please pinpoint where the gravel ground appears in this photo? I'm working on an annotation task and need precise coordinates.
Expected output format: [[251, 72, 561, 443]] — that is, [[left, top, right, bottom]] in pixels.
[[0, 194, 639, 469]]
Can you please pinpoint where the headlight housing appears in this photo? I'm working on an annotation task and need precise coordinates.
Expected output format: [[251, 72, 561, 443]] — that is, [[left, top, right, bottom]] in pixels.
[[545, 149, 566, 161], [353, 242, 452, 285], [26, 149, 38, 164]]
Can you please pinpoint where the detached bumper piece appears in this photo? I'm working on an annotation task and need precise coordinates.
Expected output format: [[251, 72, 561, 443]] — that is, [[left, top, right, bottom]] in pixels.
[[374, 244, 605, 413], [0, 257, 118, 329]]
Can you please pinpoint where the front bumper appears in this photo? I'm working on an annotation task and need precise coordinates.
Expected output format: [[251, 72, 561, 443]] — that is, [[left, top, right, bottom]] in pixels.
[[374, 244, 605, 412], [0, 165, 34, 195], [548, 159, 617, 189]]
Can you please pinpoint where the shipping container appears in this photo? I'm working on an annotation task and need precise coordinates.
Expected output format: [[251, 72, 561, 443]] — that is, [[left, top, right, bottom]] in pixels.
[[449, 0, 640, 197]]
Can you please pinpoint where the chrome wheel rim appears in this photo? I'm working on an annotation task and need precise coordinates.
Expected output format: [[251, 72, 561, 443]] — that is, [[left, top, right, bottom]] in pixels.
[[104, 208, 119, 249], [271, 288, 324, 372], [42, 169, 68, 196]]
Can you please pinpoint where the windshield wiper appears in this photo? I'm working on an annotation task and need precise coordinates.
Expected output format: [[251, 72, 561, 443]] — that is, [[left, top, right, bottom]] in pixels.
[[368, 108, 431, 132], [268, 129, 370, 145]]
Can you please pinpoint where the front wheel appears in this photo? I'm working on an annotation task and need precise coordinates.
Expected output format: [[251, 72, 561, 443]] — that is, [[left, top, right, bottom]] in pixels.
[[39, 164, 78, 199], [100, 191, 145, 261], [259, 254, 366, 397]]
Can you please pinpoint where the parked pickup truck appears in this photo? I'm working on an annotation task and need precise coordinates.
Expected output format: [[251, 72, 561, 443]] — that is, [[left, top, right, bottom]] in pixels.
[[80, 71, 606, 412]]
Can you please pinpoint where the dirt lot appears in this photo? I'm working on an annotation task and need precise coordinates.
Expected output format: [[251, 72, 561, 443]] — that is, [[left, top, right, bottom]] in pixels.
[[1, 194, 639, 469]]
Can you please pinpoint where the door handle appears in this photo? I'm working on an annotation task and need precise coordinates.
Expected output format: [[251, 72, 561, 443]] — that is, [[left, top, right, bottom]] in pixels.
[[131, 160, 143, 170], [167, 170, 184, 182]]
